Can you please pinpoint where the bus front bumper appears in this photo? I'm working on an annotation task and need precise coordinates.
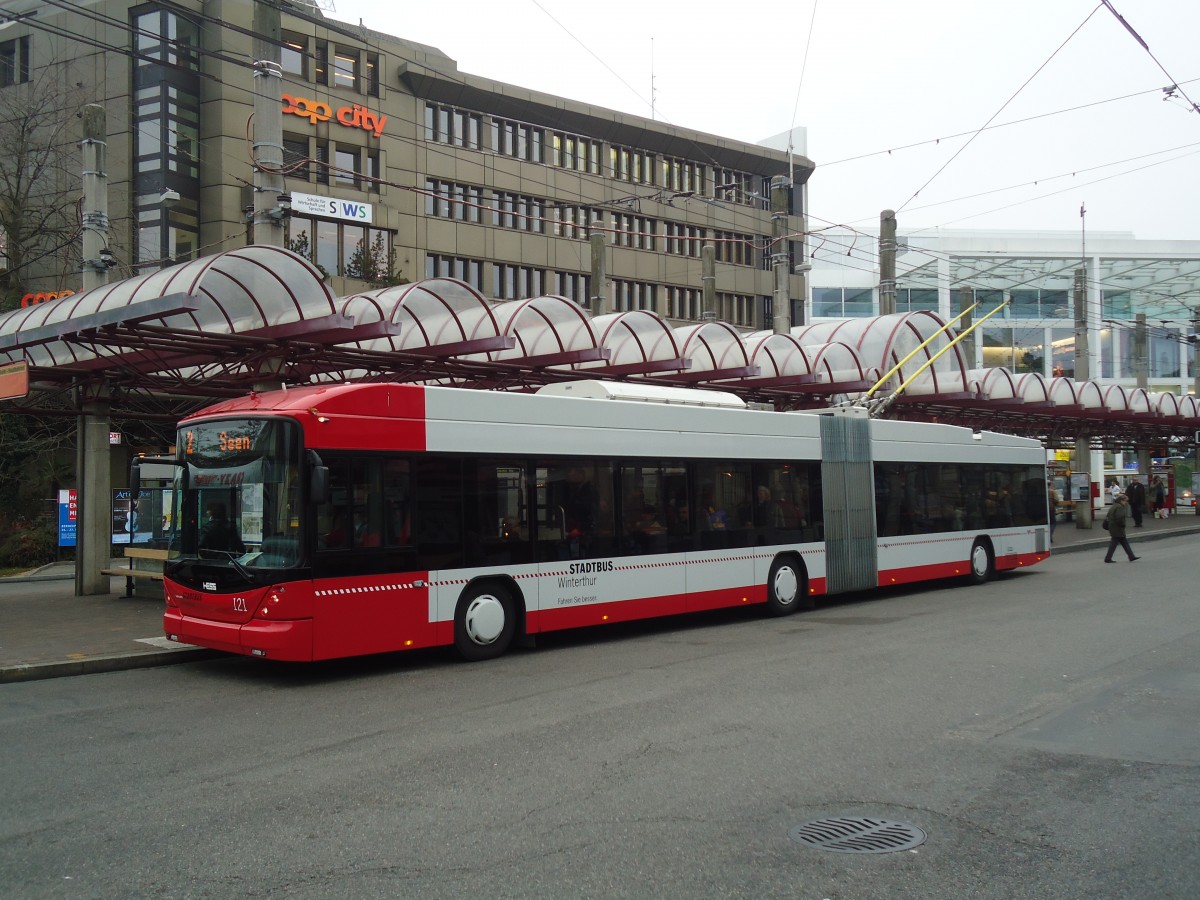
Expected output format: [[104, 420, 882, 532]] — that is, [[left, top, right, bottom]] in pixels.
[[164, 609, 314, 661]]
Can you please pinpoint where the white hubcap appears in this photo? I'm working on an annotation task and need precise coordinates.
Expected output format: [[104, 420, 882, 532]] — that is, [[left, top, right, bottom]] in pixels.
[[464, 594, 505, 644], [773, 566, 798, 605], [972, 546, 988, 577]]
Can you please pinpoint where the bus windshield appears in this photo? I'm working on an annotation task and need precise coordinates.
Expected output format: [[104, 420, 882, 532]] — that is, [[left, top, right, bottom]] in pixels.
[[172, 418, 303, 570]]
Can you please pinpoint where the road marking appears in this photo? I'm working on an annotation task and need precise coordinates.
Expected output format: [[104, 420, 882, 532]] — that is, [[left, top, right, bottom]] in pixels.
[[134, 637, 197, 650]]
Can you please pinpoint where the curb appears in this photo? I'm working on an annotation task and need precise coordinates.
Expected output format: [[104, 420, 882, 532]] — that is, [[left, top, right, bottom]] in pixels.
[[1049, 523, 1200, 555], [0, 572, 76, 584], [0, 647, 217, 684]]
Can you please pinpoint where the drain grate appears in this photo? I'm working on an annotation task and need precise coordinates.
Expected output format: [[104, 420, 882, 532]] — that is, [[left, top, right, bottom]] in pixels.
[[788, 816, 927, 854]]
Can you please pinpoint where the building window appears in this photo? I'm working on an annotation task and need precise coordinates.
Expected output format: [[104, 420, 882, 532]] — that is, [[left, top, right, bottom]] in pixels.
[[0, 35, 31, 88], [612, 280, 657, 314], [283, 134, 309, 179], [315, 141, 329, 184], [665, 286, 700, 321], [713, 231, 754, 266], [313, 44, 327, 85], [491, 118, 544, 162], [424, 103, 481, 149], [895, 288, 936, 313], [660, 156, 705, 193], [365, 149, 380, 192], [813, 287, 875, 318], [426, 254, 483, 289], [332, 46, 358, 90], [718, 292, 756, 327], [280, 34, 306, 77], [131, 7, 201, 272], [425, 179, 482, 222], [664, 223, 706, 257], [551, 132, 601, 174], [334, 145, 359, 186], [287, 216, 394, 282], [609, 146, 656, 184], [552, 205, 599, 240], [492, 264, 546, 300], [711, 168, 755, 206], [491, 191, 544, 232], [365, 52, 379, 97], [553, 272, 591, 306]]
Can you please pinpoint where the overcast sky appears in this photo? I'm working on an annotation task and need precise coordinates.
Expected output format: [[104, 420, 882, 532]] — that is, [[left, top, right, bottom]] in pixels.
[[328, 0, 1200, 242]]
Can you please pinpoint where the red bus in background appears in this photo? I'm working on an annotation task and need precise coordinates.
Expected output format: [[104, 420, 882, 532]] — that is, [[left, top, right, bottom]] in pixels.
[[135, 381, 1050, 663]]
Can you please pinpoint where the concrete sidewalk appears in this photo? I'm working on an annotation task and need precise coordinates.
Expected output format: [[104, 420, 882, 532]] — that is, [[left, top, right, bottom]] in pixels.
[[2, 512, 1197, 683]]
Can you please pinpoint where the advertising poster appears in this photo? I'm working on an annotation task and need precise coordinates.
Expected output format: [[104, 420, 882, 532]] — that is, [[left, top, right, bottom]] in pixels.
[[58, 489, 77, 548]]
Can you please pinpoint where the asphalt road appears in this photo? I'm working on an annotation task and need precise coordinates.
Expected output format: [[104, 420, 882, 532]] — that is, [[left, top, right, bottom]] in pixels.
[[2, 535, 1198, 899]]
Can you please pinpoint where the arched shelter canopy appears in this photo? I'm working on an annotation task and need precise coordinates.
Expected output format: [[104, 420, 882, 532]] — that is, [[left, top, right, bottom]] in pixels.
[[804, 342, 871, 389], [0, 246, 392, 389], [339, 277, 510, 356], [1152, 391, 1180, 419], [581, 311, 689, 376], [735, 332, 823, 389], [974, 368, 1020, 403], [483, 295, 607, 367], [1045, 376, 1079, 409], [655, 321, 758, 383], [1125, 387, 1153, 416], [1015, 373, 1051, 404], [806, 312, 971, 399]]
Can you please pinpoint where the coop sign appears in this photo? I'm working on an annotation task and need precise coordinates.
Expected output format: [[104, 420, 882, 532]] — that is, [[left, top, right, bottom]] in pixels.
[[291, 191, 374, 225], [21, 290, 75, 308], [281, 94, 387, 137]]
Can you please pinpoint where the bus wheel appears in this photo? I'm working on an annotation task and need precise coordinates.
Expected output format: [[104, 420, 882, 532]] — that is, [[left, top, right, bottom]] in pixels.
[[766, 555, 809, 616], [968, 539, 994, 585], [455, 583, 516, 661]]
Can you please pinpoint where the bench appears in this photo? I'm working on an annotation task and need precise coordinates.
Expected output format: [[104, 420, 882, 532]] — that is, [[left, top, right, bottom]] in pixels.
[[101, 547, 170, 598]]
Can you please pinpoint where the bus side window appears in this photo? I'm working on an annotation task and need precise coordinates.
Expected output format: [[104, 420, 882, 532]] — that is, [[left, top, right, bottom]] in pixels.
[[317, 457, 352, 549]]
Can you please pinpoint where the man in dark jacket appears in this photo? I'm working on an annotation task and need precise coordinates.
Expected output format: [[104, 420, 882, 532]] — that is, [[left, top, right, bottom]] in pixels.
[[1103, 494, 1139, 563], [1126, 477, 1146, 527]]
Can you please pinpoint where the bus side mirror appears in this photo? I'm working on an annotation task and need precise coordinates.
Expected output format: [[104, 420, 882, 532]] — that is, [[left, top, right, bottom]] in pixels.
[[311, 465, 329, 505], [129, 463, 141, 497]]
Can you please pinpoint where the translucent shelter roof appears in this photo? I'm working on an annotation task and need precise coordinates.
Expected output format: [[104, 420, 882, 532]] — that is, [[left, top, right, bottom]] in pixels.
[[2, 249, 1197, 447], [0, 246, 339, 370], [339, 278, 507, 355]]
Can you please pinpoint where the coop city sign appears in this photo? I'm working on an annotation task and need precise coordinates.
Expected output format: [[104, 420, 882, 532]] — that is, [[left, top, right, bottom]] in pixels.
[[281, 94, 387, 137]]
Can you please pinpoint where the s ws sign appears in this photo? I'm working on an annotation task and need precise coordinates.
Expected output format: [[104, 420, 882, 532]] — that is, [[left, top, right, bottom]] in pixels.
[[291, 191, 373, 224]]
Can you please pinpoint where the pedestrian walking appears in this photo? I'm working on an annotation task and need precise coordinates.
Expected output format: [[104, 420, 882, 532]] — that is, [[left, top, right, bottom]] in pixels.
[[1126, 477, 1146, 527], [1102, 494, 1140, 564]]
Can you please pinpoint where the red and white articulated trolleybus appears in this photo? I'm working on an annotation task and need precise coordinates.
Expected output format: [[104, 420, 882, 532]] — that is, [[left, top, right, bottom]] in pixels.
[[134, 380, 1050, 663]]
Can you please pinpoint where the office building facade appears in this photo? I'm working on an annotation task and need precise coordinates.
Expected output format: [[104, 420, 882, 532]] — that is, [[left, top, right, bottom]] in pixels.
[[2, 0, 812, 329]]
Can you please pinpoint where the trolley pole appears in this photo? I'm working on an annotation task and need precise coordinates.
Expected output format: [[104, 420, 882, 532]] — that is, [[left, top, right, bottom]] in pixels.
[[771, 175, 792, 334], [76, 104, 114, 595], [251, 0, 285, 248], [1193, 307, 1200, 400], [589, 233, 608, 316], [80, 104, 109, 292], [878, 210, 897, 316], [958, 287, 975, 367], [701, 244, 716, 320], [1073, 266, 1092, 528], [1134, 313, 1151, 482]]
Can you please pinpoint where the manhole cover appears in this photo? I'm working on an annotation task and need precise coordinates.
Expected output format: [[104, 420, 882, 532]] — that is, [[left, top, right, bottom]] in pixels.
[[788, 816, 927, 854]]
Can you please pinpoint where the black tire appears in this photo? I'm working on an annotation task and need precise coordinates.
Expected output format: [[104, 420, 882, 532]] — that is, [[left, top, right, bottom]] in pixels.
[[765, 555, 810, 616], [454, 582, 516, 661], [967, 539, 994, 585]]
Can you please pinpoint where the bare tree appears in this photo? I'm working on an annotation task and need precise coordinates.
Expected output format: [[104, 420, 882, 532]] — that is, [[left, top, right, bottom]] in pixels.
[[0, 62, 84, 312]]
